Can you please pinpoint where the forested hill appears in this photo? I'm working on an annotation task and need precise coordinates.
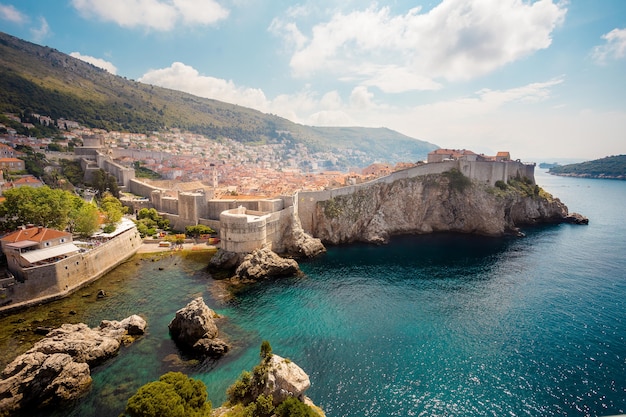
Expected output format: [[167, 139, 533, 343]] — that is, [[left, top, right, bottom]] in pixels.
[[0, 31, 437, 165], [549, 155, 626, 180]]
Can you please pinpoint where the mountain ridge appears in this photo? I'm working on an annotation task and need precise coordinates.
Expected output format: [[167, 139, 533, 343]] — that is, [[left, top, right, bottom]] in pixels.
[[0, 31, 437, 168]]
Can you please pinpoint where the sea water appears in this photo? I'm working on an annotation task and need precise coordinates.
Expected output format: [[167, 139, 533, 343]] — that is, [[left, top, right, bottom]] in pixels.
[[4, 169, 626, 417]]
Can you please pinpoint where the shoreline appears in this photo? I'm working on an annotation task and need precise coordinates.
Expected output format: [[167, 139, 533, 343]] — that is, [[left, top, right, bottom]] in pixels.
[[0, 240, 216, 316], [136, 241, 218, 254]]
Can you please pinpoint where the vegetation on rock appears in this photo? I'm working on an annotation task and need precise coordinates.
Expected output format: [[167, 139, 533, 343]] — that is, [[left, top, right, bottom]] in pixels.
[[224, 341, 319, 417], [124, 372, 212, 417], [442, 169, 472, 192]]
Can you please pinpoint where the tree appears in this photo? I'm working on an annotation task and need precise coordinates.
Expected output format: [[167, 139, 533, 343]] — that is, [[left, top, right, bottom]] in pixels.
[[0, 186, 74, 230], [260, 340, 272, 361], [99, 192, 127, 226], [124, 372, 212, 417], [135, 208, 169, 237], [72, 203, 100, 237], [91, 168, 120, 198], [185, 224, 215, 238]]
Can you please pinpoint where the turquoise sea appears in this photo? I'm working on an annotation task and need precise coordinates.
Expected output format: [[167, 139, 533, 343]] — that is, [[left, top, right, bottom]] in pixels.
[[5, 169, 626, 417]]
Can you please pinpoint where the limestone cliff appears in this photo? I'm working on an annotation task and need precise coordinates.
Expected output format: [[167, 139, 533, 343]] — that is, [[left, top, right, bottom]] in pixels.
[[312, 171, 585, 244]]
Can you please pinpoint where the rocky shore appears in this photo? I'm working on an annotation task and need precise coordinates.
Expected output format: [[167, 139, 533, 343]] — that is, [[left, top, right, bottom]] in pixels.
[[0, 315, 146, 415]]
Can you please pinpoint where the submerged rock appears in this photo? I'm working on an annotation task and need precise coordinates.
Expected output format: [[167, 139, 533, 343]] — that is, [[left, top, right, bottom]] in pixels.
[[168, 297, 229, 358], [0, 315, 146, 414]]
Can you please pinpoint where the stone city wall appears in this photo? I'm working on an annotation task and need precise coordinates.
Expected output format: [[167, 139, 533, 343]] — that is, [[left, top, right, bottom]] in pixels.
[[0, 227, 142, 313], [218, 204, 294, 253]]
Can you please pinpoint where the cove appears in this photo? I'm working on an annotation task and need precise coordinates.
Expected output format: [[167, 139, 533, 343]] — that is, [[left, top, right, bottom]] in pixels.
[[2, 170, 626, 417]]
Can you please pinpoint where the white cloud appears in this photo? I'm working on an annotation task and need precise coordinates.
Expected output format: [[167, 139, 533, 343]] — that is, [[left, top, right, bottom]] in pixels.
[[272, 0, 566, 93], [71, 0, 229, 31], [30, 17, 50, 42], [0, 4, 26, 23], [70, 52, 118, 74], [139, 62, 268, 110], [592, 28, 626, 64]]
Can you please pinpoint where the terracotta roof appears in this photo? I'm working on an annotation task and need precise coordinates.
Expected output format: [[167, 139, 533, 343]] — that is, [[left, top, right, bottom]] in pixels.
[[12, 176, 43, 186], [1, 227, 71, 244]]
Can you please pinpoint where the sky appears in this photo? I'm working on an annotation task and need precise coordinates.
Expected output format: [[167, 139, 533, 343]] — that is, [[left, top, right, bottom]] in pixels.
[[0, 0, 625, 161]]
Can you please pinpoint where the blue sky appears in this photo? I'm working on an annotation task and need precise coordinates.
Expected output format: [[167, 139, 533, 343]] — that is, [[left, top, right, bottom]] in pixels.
[[1, 1, 625, 161]]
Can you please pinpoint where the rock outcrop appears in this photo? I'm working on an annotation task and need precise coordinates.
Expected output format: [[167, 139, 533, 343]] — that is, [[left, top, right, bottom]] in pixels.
[[312, 174, 587, 244], [168, 297, 229, 358], [258, 354, 311, 406], [214, 350, 325, 417], [0, 315, 146, 414], [235, 246, 300, 281], [272, 211, 326, 258], [207, 249, 245, 276]]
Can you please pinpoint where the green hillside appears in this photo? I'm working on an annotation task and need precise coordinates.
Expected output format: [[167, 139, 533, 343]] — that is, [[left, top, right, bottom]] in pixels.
[[549, 155, 626, 179], [0, 31, 437, 166]]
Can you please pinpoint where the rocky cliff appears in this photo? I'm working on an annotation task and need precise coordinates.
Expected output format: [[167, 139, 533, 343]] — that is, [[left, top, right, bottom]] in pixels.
[[312, 171, 585, 244]]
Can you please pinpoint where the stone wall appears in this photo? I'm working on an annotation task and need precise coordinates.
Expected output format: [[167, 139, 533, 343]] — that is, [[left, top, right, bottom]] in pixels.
[[129, 178, 164, 199], [218, 204, 294, 253], [0, 227, 142, 313], [97, 154, 135, 189], [220, 207, 269, 253]]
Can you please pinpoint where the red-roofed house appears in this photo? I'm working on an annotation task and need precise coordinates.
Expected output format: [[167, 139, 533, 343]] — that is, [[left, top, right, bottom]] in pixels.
[[11, 175, 44, 189], [0, 158, 25, 172], [0, 227, 78, 274], [427, 149, 479, 163], [496, 152, 511, 162]]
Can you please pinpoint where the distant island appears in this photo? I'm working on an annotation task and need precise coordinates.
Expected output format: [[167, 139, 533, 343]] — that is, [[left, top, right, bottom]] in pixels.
[[548, 155, 626, 180]]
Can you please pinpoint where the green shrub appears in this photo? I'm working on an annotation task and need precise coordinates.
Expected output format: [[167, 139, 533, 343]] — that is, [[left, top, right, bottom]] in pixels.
[[227, 371, 253, 404], [253, 394, 275, 417], [494, 180, 508, 190], [442, 169, 471, 192], [274, 397, 318, 417], [124, 372, 211, 417]]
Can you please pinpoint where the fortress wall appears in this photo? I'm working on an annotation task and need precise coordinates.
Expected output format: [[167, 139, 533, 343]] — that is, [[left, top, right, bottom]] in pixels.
[[266, 206, 295, 253], [206, 200, 263, 221], [207, 200, 236, 220], [101, 158, 135, 188], [160, 213, 200, 232], [3, 228, 141, 311], [160, 196, 179, 215], [198, 218, 221, 232], [179, 192, 207, 223], [258, 199, 284, 213], [219, 209, 268, 253], [129, 178, 163, 198], [264, 209, 285, 248], [111, 148, 168, 162]]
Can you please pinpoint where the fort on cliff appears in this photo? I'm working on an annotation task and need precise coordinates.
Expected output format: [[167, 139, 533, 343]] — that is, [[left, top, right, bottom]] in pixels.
[[116, 150, 534, 252]]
